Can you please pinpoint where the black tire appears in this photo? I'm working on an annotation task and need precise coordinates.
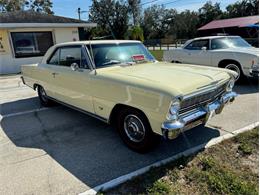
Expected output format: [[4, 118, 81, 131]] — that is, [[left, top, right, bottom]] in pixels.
[[116, 108, 160, 153], [224, 63, 245, 82], [37, 86, 52, 107]]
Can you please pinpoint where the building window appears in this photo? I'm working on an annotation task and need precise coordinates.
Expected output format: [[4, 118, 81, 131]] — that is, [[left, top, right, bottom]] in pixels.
[[11, 32, 54, 58]]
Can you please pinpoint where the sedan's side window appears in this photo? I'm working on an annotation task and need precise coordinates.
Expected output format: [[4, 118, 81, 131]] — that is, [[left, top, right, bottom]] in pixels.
[[59, 47, 91, 69], [59, 47, 81, 67], [47, 46, 90, 69], [48, 49, 60, 65], [211, 39, 229, 50], [81, 49, 89, 69], [185, 40, 209, 50]]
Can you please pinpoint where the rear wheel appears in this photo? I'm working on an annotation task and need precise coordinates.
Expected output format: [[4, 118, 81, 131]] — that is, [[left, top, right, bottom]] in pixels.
[[116, 108, 160, 153], [37, 86, 52, 107]]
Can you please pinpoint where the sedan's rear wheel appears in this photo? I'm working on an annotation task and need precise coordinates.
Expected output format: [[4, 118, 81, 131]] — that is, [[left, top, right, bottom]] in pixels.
[[117, 108, 159, 153], [37, 86, 52, 107]]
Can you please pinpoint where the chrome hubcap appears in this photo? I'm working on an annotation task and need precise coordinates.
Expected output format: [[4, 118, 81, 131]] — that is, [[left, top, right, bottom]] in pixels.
[[124, 114, 145, 142], [225, 64, 240, 81]]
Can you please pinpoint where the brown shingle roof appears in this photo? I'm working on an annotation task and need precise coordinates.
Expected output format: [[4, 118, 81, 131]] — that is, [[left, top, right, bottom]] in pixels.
[[0, 11, 87, 23], [198, 15, 259, 30]]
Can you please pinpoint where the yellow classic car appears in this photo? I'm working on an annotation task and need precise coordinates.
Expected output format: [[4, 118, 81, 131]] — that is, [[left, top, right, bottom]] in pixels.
[[21, 40, 237, 153]]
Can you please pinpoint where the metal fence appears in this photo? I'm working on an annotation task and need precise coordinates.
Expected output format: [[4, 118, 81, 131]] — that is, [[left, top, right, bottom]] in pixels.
[[144, 39, 187, 51]]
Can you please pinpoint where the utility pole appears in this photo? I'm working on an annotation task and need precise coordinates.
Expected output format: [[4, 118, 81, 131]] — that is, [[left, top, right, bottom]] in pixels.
[[78, 7, 81, 20], [77, 7, 88, 20]]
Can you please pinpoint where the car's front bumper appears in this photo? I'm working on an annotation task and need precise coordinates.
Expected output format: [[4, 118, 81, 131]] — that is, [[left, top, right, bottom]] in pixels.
[[161, 91, 237, 139]]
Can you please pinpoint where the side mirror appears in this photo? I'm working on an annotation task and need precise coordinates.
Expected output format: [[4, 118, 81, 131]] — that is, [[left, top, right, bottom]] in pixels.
[[201, 46, 207, 51], [71, 63, 79, 71]]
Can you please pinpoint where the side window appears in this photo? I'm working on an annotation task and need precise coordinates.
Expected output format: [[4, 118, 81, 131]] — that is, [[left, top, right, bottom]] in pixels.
[[59, 47, 81, 67], [211, 39, 228, 50], [47, 46, 90, 69], [81, 49, 88, 69], [185, 40, 209, 50], [48, 49, 60, 65]]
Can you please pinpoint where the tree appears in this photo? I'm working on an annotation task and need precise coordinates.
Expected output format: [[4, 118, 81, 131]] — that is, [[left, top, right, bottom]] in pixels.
[[25, 0, 53, 14], [127, 0, 141, 26], [90, 0, 129, 39], [142, 5, 172, 39], [198, 1, 222, 26], [127, 26, 144, 41], [0, 0, 25, 12], [225, 0, 259, 18], [0, 0, 53, 14], [168, 10, 199, 39]]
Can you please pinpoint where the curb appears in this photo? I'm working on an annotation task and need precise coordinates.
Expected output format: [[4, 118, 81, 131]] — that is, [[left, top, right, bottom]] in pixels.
[[79, 122, 259, 195]]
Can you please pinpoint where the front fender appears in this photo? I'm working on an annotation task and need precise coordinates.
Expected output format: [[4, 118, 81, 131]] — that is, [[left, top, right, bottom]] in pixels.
[[91, 79, 173, 135]]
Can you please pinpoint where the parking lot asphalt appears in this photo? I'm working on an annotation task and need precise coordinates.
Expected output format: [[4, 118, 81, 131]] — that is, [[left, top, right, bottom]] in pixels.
[[0, 75, 258, 195]]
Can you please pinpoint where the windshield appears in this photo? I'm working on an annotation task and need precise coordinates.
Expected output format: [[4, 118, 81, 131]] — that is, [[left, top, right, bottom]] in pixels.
[[86, 43, 156, 68], [214, 37, 252, 48]]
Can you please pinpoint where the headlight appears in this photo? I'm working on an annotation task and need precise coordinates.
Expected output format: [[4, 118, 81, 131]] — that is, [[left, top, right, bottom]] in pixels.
[[226, 77, 235, 92], [167, 99, 180, 121]]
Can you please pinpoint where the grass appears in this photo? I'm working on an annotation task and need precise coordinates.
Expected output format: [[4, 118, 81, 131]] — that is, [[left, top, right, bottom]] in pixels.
[[234, 128, 258, 155], [105, 127, 259, 195], [149, 50, 164, 61]]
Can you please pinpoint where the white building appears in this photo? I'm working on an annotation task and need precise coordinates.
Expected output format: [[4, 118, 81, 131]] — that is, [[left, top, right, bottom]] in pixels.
[[0, 11, 96, 74]]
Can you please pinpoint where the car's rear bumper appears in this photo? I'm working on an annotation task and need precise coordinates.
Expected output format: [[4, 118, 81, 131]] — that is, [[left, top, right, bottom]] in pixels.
[[161, 91, 237, 140]]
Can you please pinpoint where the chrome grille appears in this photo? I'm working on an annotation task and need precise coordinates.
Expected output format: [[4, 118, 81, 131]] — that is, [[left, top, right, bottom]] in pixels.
[[180, 83, 227, 114]]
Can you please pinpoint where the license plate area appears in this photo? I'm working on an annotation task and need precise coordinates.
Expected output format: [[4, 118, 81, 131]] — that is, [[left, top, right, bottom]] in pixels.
[[182, 117, 205, 132]]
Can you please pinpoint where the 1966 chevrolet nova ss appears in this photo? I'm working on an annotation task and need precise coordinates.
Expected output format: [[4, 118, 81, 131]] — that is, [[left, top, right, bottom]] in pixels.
[[21, 40, 237, 153]]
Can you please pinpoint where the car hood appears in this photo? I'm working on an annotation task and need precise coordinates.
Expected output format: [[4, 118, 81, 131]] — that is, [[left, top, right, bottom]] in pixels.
[[98, 62, 232, 96]]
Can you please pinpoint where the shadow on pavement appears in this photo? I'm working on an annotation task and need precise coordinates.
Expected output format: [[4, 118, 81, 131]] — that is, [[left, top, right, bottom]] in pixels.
[[234, 77, 259, 95], [0, 97, 41, 116], [1, 98, 220, 188]]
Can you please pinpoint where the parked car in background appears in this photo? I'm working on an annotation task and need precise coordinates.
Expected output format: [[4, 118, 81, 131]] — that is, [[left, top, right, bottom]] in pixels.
[[21, 40, 237, 153], [164, 36, 259, 81]]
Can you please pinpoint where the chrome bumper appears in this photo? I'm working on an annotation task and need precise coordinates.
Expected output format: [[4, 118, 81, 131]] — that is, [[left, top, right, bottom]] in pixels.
[[162, 91, 237, 140]]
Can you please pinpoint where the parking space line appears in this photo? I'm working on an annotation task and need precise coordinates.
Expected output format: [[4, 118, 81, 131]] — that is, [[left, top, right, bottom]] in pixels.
[[79, 122, 259, 195], [1, 107, 50, 119], [0, 86, 29, 92]]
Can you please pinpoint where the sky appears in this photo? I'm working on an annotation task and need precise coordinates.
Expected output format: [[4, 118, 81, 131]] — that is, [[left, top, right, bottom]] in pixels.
[[52, 0, 239, 20]]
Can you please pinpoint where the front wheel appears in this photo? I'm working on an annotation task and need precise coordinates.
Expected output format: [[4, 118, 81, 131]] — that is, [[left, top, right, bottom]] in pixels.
[[116, 108, 160, 153], [224, 63, 244, 82]]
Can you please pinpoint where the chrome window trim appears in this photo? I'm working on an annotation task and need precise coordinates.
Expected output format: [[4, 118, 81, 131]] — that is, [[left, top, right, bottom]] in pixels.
[[82, 45, 96, 70], [81, 45, 94, 70]]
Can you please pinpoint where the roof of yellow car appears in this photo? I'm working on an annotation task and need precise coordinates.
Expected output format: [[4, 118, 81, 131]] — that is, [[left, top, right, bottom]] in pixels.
[[55, 40, 141, 47]]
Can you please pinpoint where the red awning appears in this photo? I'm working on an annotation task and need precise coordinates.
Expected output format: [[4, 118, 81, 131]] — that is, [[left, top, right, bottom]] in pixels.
[[198, 15, 259, 30]]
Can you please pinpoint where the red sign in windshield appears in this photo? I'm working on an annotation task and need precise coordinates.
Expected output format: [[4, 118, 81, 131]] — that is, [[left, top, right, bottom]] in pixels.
[[132, 54, 145, 62]]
